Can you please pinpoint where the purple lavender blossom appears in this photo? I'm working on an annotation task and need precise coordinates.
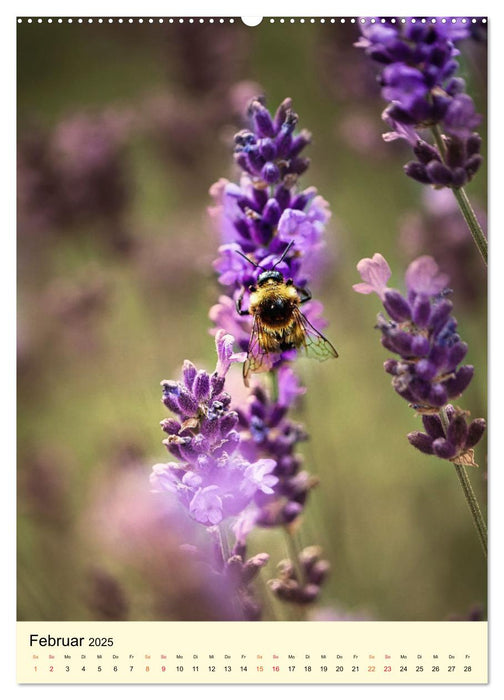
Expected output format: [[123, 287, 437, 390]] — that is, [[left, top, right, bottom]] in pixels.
[[235, 366, 315, 527], [268, 546, 330, 604], [407, 404, 485, 466], [209, 96, 332, 361], [205, 97, 333, 609], [403, 132, 483, 189], [150, 331, 279, 527], [353, 254, 474, 411], [356, 18, 483, 189]]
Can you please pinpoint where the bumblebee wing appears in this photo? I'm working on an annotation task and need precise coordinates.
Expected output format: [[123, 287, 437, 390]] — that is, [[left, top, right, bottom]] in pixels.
[[243, 315, 275, 384], [293, 307, 339, 361]]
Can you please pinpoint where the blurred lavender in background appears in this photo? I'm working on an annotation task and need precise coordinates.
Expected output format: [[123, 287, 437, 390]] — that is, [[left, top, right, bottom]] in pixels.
[[399, 189, 486, 306], [18, 111, 133, 252]]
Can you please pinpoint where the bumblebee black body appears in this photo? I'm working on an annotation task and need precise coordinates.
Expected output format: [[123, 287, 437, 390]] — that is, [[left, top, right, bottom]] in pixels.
[[233, 241, 337, 383], [236, 270, 311, 318]]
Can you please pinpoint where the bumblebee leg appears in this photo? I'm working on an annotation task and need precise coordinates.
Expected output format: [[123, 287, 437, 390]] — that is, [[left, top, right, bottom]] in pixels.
[[236, 290, 250, 316], [297, 287, 312, 304], [242, 358, 251, 386]]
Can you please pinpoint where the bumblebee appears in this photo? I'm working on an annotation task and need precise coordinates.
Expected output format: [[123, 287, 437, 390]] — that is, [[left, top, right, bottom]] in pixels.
[[236, 242, 338, 384]]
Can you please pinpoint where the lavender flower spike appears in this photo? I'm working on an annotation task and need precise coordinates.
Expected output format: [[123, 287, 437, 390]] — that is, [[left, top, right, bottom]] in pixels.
[[354, 251, 487, 553], [209, 96, 334, 370], [205, 96, 336, 609], [356, 18, 483, 190], [408, 405, 486, 467], [354, 253, 474, 412], [151, 332, 278, 527]]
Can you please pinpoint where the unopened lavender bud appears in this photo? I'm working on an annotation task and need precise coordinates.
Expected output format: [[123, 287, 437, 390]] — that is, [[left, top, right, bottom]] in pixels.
[[409, 377, 431, 401], [298, 583, 321, 603], [178, 438, 200, 462], [273, 97, 292, 130], [465, 154, 483, 179], [234, 151, 251, 173], [429, 344, 448, 367], [298, 545, 321, 570], [275, 129, 293, 159], [177, 386, 200, 416], [289, 157, 310, 176], [383, 289, 411, 322], [384, 359, 399, 375], [283, 501, 304, 523], [415, 359, 437, 381], [411, 294, 431, 327], [432, 437, 458, 459], [430, 300, 453, 333], [411, 335, 430, 357], [387, 331, 413, 356], [426, 160, 453, 186], [262, 198, 281, 225], [289, 129, 311, 157], [160, 418, 182, 435], [274, 184, 291, 209], [251, 100, 276, 138], [200, 415, 219, 439], [219, 411, 239, 436], [451, 167, 467, 188], [407, 431, 434, 454], [193, 370, 211, 402], [247, 146, 264, 173], [261, 162, 280, 184], [414, 140, 441, 164], [277, 558, 296, 579], [427, 383, 448, 407], [447, 342, 468, 369], [445, 138, 465, 168], [447, 412, 469, 447], [225, 555, 245, 585], [242, 553, 270, 584], [445, 365, 474, 398], [465, 418, 486, 449], [308, 560, 330, 586], [161, 382, 181, 413], [422, 413, 444, 440], [404, 161, 431, 184], [182, 360, 197, 390], [210, 372, 225, 398], [259, 138, 276, 161]]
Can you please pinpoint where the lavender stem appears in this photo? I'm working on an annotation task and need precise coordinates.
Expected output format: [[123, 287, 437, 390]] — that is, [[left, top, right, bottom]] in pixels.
[[217, 522, 231, 563], [439, 406, 487, 557], [283, 526, 305, 588], [431, 126, 487, 267], [269, 369, 279, 403]]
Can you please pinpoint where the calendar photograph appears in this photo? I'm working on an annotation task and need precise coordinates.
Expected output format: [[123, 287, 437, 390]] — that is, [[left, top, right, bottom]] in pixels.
[[16, 14, 488, 684]]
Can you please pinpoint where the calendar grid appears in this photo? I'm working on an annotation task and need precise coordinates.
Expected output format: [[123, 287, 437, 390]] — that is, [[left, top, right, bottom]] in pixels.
[[17, 621, 487, 684]]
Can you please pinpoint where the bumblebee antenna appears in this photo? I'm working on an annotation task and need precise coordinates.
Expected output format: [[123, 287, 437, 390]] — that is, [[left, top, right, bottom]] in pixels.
[[235, 249, 266, 270], [272, 240, 295, 269]]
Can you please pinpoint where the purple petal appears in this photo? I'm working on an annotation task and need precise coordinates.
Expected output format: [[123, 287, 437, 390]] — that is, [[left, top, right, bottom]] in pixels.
[[215, 329, 247, 377], [353, 253, 392, 299], [405, 256, 450, 296]]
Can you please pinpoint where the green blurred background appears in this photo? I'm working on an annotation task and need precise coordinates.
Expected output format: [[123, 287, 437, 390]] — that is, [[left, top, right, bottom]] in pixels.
[[17, 18, 487, 622]]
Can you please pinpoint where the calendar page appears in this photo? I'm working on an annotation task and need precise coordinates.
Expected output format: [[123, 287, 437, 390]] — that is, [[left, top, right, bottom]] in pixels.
[[16, 12, 488, 686]]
